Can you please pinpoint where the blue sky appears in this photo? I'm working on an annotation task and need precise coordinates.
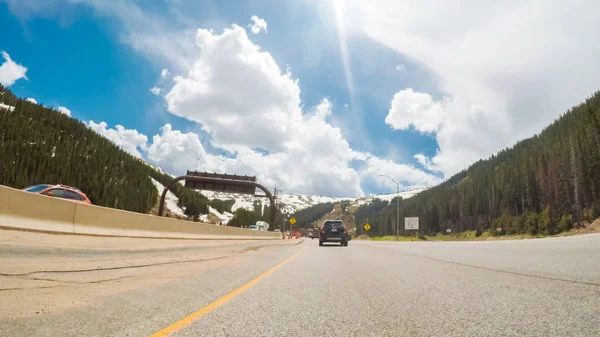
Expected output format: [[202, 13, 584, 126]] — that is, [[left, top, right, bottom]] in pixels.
[[2, 0, 599, 197]]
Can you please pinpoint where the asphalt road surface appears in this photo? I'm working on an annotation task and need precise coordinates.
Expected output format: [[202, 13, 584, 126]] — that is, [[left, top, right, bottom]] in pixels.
[[2, 232, 599, 337]]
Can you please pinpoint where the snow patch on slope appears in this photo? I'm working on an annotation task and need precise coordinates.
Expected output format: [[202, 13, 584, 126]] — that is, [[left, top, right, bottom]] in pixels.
[[208, 206, 233, 225], [0, 103, 15, 112], [150, 177, 185, 216]]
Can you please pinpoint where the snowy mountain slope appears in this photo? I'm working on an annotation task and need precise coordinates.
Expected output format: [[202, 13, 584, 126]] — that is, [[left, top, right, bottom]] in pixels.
[[198, 188, 426, 215], [150, 177, 185, 216], [199, 190, 351, 214], [146, 158, 426, 216], [351, 188, 426, 207], [142, 160, 173, 177]]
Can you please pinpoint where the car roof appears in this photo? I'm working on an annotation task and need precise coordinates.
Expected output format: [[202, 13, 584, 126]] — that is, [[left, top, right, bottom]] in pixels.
[[55, 184, 82, 192], [46, 184, 86, 195]]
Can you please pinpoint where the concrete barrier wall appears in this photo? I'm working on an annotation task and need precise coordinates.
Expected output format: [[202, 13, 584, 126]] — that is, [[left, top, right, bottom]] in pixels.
[[0, 185, 279, 239]]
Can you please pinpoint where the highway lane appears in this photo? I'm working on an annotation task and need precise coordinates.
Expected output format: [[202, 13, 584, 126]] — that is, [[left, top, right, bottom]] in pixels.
[[173, 235, 600, 337], [1, 233, 599, 336]]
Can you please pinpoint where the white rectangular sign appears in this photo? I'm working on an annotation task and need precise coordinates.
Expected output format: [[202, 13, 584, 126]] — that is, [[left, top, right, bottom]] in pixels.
[[405, 217, 419, 230]]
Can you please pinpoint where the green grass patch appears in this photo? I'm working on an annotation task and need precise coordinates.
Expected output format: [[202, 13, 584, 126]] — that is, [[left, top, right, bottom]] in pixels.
[[366, 230, 577, 242], [368, 235, 423, 241]]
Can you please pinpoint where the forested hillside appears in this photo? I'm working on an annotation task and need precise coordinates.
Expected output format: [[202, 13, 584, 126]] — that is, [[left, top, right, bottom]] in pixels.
[[356, 91, 600, 236], [0, 85, 157, 213], [288, 202, 336, 228]]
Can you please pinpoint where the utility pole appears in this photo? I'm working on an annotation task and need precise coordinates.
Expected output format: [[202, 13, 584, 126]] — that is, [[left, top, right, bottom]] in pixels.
[[380, 174, 400, 241], [274, 188, 279, 231]]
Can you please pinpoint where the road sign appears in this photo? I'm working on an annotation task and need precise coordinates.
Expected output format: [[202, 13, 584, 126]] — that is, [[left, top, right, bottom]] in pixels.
[[290, 218, 296, 225], [446, 228, 452, 233], [184, 171, 257, 194], [405, 217, 419, 230], [364, 224, 371, 231]]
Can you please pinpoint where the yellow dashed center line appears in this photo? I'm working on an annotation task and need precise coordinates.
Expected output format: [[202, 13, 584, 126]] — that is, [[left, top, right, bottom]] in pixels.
[[150, 248, 305, 337]]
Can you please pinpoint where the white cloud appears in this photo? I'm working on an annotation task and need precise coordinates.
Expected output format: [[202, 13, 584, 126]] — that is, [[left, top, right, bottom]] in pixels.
[[150, 86, 161, 96], [350, 0, 600, 177], [57, 106, 71, 116], [166, 24, 303, 153], [395, 64, 405, 71], [26, 97, 38, 104], [147, 124, 228, 175], [87, 120, 148, 158], [160, 25, 443, 196], [314, 98, 332, 119], [0, 51, 28, 87], [414, 153, 441, 173], [146, 122, 365, 197], [359, 154, 442, 191], [161, 68, 169, 78], [385, 88, 444, 133], [248, 15, 268, 34]]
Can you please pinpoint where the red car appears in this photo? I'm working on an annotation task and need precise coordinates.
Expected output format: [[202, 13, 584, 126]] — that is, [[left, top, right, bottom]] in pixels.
[[22, 184, 92, 204]]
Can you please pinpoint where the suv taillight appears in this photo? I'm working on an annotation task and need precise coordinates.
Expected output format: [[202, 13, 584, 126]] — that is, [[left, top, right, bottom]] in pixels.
[[320, 228, 325, 233], [344, 227, 348, 234]]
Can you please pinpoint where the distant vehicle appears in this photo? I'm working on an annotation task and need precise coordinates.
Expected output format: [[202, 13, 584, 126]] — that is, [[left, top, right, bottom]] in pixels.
[[248, 221, 270, 231], [319, 220, 349, 247], [256, 221, 270, 231], [22, 184, 92, 205], [274, 229, 281, 233], [310, 228, 320, 239]]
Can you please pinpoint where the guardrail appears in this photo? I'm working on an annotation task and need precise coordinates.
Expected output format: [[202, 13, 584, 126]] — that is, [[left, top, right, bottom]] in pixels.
[[0, 185, 279, 240]]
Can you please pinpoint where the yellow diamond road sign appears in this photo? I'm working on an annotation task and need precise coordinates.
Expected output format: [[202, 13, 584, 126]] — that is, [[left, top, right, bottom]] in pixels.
[[289, 218, 296, 225], [364, 224, 371, 231]]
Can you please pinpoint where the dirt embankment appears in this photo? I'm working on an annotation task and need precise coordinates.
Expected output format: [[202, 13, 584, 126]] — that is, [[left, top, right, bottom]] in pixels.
[[314, 203, 356, 230]]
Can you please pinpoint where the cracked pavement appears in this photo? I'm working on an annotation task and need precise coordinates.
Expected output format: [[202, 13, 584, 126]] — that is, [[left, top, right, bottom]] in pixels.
[[0, 229, 301, 319]]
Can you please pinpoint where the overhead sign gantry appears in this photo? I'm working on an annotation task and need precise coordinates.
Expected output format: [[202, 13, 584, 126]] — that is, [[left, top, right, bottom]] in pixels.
[[158, 171, 276, 228]]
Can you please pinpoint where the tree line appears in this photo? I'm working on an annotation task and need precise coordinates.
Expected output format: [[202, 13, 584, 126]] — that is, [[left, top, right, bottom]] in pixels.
[[0, 85, 157, 213], [354, 91, 600, 236], [288, 202, 336, 229]]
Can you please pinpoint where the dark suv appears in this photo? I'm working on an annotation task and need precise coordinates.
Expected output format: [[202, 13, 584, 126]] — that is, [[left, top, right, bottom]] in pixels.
[[319, 220, 349, 247]]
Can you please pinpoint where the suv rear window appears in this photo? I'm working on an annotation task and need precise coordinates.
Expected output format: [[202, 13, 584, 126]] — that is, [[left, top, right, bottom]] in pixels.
[[323, 221, 344, 228]]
